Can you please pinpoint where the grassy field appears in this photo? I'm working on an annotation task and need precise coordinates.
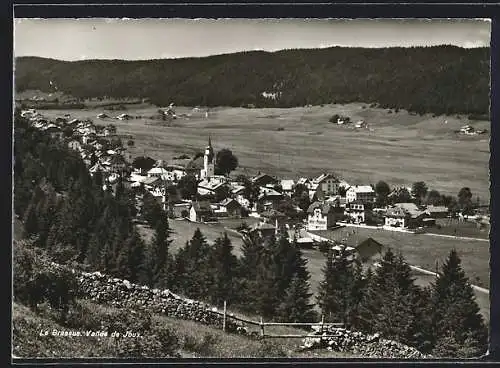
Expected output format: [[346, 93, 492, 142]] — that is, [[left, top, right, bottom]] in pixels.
[[40, 103, 490, 202], [426, 218, 489, 239], [12, 300, 354, 359]]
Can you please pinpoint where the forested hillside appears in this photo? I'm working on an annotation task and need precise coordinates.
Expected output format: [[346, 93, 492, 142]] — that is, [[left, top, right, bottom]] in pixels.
[[15, 46, 490, 115]]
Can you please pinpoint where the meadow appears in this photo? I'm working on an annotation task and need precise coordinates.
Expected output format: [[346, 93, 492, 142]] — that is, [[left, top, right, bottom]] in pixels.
[[41, 103, 490, 202]]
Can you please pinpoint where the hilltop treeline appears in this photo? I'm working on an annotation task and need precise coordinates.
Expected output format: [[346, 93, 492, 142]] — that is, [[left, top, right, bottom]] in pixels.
[[15, 46, 489, 115]]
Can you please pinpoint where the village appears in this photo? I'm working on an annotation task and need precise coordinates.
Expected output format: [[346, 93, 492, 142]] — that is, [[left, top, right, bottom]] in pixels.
[[20, 107, 491, 267]]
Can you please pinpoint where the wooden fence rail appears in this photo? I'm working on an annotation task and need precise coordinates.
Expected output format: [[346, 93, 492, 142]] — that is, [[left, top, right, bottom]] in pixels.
[[211, 302, 344, 339]]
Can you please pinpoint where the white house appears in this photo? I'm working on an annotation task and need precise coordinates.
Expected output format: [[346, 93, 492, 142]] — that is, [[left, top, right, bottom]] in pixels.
[[306, 202, 338, 231], [344, 200, 369, 224], [346, 185, 376, 204]]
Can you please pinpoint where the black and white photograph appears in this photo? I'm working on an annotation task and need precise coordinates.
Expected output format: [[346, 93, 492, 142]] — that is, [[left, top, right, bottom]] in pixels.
[[12, 18, 491, 360]]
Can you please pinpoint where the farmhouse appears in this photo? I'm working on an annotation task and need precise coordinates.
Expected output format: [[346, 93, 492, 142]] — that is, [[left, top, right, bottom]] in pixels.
[[252, 173, 279, 188], [311, 173, 340, 196], [248, 222, 277, 241], [218, 198, 243, 218], [307, 202, 338, 231], [169, 201, 192, 219], [147, 167, 169, 180], [384, 202, 427, 229], [189, 201, 216, 223], [346, 185, 376, 204], [256, 187, 283, 212], [425, 205, 449, 218], [354, 237, 384, 264], [116, 113, 132, 120]]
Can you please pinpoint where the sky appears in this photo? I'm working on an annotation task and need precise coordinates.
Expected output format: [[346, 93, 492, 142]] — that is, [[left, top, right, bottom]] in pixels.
[[14, 18, 491, 61]]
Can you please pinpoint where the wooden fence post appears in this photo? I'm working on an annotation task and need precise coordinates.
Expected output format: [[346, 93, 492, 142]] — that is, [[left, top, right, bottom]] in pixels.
[[260, 316, 264, 338], [223, 300, 227, 332], [320, 315, 324, 342]]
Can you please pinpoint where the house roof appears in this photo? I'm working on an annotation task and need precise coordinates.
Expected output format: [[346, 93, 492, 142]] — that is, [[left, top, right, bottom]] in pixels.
[[347, 185, 374, 194], [249, 222, 276, 231], [258, 187, 282, 199], [148, 167, 168, 175], [186, 157, 204, 171], [143, 176, 162, 186], [252, 173, 278, 184], [260, 209, 286, 219], [426, 205, 449, 213], [219, 198, 240, 207], [307, 201, 337, 214], [313, 173, 340, 184], [192, 201, 212, 213], [386, 203, 425, 218]]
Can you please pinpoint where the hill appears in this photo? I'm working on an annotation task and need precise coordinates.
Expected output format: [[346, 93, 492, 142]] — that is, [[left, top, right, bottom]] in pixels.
[[14, 46, 490, 116]]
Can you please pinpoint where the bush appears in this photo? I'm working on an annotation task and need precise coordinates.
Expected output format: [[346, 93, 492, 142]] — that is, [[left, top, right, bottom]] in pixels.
[[127, 139, 134, 147]]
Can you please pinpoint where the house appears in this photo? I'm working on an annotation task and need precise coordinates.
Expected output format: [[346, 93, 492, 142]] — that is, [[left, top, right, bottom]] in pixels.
[[143, 176, 163, 190], [189, 201, 216, 223], [311, 173, 340, 196], [109, 155, 128, 174], [252, 173, 279, 188], [344, 200, 371, 224], [256, 187, 283, 212], [97, 113, 109, 119], [306, 202, 338, 231], [384, 203, 427, 229], [43, 124, 63, 139], [116, 113, 132, 120], [170, 201, 192, 218], [219, 198, 244, 218], [248, 222, 277, 241], [425, 205, 449, 219], [346, 185, 376, 204], [67, 140, 82, 152], [355, 120, 367, 129], [354, 237, 384, 264], [198, 178, 229, 197], [280, 179, 295, 197], [147, 167, 169, 180], [89, 162, 109, 175], [82, 133, 97, 144], [260, 209, 287, 229], [55, 117, 67, 125]]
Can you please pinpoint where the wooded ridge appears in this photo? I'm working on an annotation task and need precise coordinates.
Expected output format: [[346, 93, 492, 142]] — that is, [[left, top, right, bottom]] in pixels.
[[14, 46, 490, 116]]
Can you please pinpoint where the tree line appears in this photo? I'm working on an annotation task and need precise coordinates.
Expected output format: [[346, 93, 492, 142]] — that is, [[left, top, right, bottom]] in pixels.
[[15, 46, 489, 116], [14, 110, 487, 358]]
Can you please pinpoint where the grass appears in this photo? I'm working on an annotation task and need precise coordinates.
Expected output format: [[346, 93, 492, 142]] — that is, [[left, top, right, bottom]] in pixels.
[[39, 103, 490, 202], [314, 226, 490, 288], [12, 300, 354, 359], [426, 218, 489, 239]]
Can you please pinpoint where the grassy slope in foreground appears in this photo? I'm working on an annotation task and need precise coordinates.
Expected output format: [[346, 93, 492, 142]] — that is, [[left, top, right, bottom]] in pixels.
[[12, 299, 354, 358]]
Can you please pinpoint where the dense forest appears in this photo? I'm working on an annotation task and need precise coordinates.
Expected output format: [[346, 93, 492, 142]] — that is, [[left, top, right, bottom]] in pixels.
[[15, 46, 490, 115]]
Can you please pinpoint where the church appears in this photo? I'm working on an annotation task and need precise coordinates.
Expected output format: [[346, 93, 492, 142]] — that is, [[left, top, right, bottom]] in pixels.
[[200, 136, 215, 180]]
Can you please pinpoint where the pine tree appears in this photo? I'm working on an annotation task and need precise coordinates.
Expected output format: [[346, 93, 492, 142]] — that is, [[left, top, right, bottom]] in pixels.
[[208, 233, 239, 306], [316, 248, 354, 324], [431, 249, 488, 357], [277, 274, 316, 323], [149, 213, 173, 288], [253, 248, 280, 320]]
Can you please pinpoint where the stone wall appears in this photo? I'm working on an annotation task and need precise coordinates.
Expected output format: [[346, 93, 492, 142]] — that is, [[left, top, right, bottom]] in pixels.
[[301, 325, 430, 359], [76, 271, 240, 332]]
